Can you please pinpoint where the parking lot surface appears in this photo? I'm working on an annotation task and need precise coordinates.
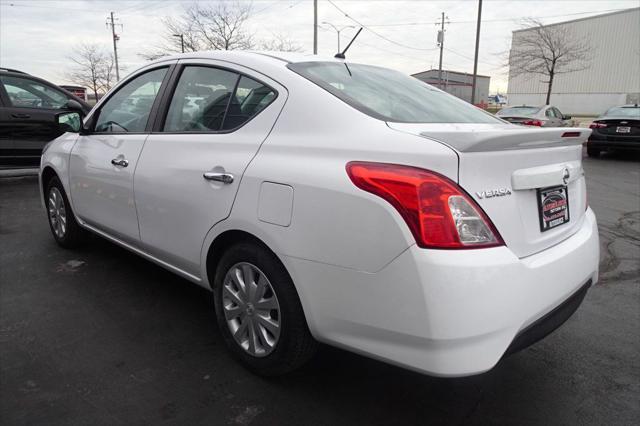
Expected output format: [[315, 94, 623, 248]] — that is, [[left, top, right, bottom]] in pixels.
[[1, 151, 639, 425]]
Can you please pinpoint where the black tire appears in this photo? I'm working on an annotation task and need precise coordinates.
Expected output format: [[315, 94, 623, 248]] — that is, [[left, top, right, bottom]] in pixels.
[[213, 242, 318, 376], [45, 176, 86, 248], [587, 147, 600, 158]]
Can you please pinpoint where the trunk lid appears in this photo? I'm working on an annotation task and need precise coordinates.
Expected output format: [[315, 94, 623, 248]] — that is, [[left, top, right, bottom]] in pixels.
[[592, 118, 640, 137], [499, 116, 540, 126], [388, 122, 591, 258]]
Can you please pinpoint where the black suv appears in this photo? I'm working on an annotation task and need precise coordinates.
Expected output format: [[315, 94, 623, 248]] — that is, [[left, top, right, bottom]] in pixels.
[[0, 68, 91, 165]]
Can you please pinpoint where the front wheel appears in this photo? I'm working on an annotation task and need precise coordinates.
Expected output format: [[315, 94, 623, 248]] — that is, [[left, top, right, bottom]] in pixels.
[[213, 242, 317, 376], [45, 176, 86, 248]]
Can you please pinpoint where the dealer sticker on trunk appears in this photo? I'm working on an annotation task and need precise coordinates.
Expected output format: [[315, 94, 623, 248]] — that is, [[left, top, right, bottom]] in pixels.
[[537, 186, 570, 232]]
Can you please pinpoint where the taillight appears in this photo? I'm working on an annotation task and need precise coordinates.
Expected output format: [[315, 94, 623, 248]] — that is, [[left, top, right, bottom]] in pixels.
[[589, 122, 607, 129], [346, 162, 504, 249], [522, 120, 543, 126]]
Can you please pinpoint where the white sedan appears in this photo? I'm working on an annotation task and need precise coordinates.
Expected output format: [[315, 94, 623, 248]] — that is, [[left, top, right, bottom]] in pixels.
[[40, 51, 599, 377]]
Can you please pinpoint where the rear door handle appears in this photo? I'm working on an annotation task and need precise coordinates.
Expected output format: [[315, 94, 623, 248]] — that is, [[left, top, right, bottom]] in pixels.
[[111, 158, 129, 167], [11, 113, 31, 119], [203, 172, 234, 184]]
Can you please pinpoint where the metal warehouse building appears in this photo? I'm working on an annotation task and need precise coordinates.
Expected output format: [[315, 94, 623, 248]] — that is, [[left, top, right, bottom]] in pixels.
[[412, 69, 490, 104], [507, 8, 640, 115]]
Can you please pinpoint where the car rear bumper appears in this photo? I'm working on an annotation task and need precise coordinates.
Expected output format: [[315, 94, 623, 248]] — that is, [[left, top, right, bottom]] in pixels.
[[284, 208, 599, 377], [588, 133, 640, 150]]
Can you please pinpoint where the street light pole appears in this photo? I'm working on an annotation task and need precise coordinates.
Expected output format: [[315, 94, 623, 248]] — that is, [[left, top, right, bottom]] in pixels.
[[437, 12, 445, 90], [313, 0, 318, 54], [173, 34, 185, 53], [322, 22, 355, 53], [471, 0, 483, 104]]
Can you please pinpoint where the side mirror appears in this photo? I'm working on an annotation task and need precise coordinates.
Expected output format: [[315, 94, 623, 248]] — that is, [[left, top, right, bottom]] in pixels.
[[563, 115, 572, 120], [56, 111, 82, 133], [64, 99, 85, 114]]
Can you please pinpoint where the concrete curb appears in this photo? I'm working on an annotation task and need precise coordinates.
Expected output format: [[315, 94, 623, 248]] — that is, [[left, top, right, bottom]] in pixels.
[[0, 168, 39, 178]]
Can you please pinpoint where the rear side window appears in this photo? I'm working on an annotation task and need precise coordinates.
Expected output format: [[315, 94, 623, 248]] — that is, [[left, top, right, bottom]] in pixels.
[[164, 66, 239, 132], [164, 66, 277, 132], [603, 107, 640, 118], [498, 106, 540, 117], [222, 76, 276, 130], [288, 61, 499, 124], [1, 75, 69, 109]]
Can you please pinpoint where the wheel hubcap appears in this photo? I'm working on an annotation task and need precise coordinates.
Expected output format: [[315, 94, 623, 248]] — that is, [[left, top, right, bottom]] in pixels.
[[222, 262, 281, 357], [48, 187, 67, 239]]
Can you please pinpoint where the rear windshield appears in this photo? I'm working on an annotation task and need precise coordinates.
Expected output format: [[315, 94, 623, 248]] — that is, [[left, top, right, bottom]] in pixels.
[[603, 107, 640, 118], [496, 106, 540, 117], [287, 62, 499, 124]]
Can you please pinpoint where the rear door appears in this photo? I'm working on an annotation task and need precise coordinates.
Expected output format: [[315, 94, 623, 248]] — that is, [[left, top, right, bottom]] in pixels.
[[69, 65, 173, 244], [134, 60, 286, 276]]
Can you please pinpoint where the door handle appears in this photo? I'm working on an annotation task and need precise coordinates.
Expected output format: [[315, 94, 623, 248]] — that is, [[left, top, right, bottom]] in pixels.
[[111, 158, 129, 167], [11, 113, 31, 119], [203, 172, 234, 184]]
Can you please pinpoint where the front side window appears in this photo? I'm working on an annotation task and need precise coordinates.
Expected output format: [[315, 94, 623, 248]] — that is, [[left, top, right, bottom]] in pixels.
[[95, 67, 167, 133], [545, 108, 555, 118], [1, 75, 69, 109], [288, 62, 499, 124]]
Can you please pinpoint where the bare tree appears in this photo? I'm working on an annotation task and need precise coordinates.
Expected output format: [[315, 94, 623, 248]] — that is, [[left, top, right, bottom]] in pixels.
[[67, 44, 115, 101], [140, 1, 254, 60], [260, 33, 303, 52], [508, 19, 592, 105]]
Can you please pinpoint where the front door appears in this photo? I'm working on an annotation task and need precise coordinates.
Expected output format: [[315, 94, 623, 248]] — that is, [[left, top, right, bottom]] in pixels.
[[134, 61, 285, 276], [69, 66, 172, 244], [0, 74, 70, 160]]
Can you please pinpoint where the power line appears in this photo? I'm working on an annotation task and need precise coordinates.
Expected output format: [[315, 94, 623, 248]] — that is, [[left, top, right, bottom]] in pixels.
[[326, 0, 438, 52], [362, 8, 631, 27], [444, 47, 503, 68]]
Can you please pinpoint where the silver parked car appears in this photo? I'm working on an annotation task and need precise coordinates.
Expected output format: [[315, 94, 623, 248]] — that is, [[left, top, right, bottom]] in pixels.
[[496, 105, 572, 127]]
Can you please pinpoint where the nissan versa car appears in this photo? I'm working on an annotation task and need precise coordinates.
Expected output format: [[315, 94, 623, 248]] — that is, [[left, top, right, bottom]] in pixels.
[[39, 52, 599, 377], [496, 105, 572, 127], [587, 104, 640, 157]]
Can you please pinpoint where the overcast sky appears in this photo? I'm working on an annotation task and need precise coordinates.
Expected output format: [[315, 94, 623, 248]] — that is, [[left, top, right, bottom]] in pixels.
[[1, 0, 638, 93]]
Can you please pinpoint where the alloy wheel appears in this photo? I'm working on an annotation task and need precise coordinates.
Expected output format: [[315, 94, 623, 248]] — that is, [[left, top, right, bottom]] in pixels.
[[48, 187, 67, 239], [222, 262, 281, 357]]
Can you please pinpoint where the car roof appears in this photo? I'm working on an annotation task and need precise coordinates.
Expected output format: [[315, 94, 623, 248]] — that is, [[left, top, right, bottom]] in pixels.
[[147, 50, 344, 67], [0, 68, 29, 75], [503, 105, 546, 108]]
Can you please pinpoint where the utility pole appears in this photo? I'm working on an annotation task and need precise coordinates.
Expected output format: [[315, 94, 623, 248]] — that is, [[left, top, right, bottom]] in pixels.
[[107, 11, 121, 81], [470, 0, 483, 105], [437, 12, 446, 90], [313, 0, 318, 54], [173, 34, 185, 53]]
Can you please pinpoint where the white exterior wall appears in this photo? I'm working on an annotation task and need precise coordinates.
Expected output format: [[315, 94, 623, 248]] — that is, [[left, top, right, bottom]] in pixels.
[[507, 8, 640, 115]]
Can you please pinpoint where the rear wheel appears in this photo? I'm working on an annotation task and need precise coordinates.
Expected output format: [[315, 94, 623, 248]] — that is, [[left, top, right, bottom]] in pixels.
[[45, 176, 85, 248], [213, 242, 317, 376], [587, 147, 600, 158]]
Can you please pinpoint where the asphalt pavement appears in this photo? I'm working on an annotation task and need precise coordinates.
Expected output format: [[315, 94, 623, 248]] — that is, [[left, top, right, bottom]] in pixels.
[[1, 150, 638, 425]]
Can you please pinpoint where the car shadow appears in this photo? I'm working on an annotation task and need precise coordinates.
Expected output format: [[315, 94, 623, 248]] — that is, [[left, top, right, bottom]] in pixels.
[[67, 234, 570, 425]]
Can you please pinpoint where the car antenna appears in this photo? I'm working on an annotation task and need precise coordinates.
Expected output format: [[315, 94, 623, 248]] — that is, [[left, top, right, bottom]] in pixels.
[[335, 27, 363, 59]]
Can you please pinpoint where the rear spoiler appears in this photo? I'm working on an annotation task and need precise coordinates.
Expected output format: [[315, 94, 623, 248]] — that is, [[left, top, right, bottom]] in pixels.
[[387, 122, 591, 153]]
